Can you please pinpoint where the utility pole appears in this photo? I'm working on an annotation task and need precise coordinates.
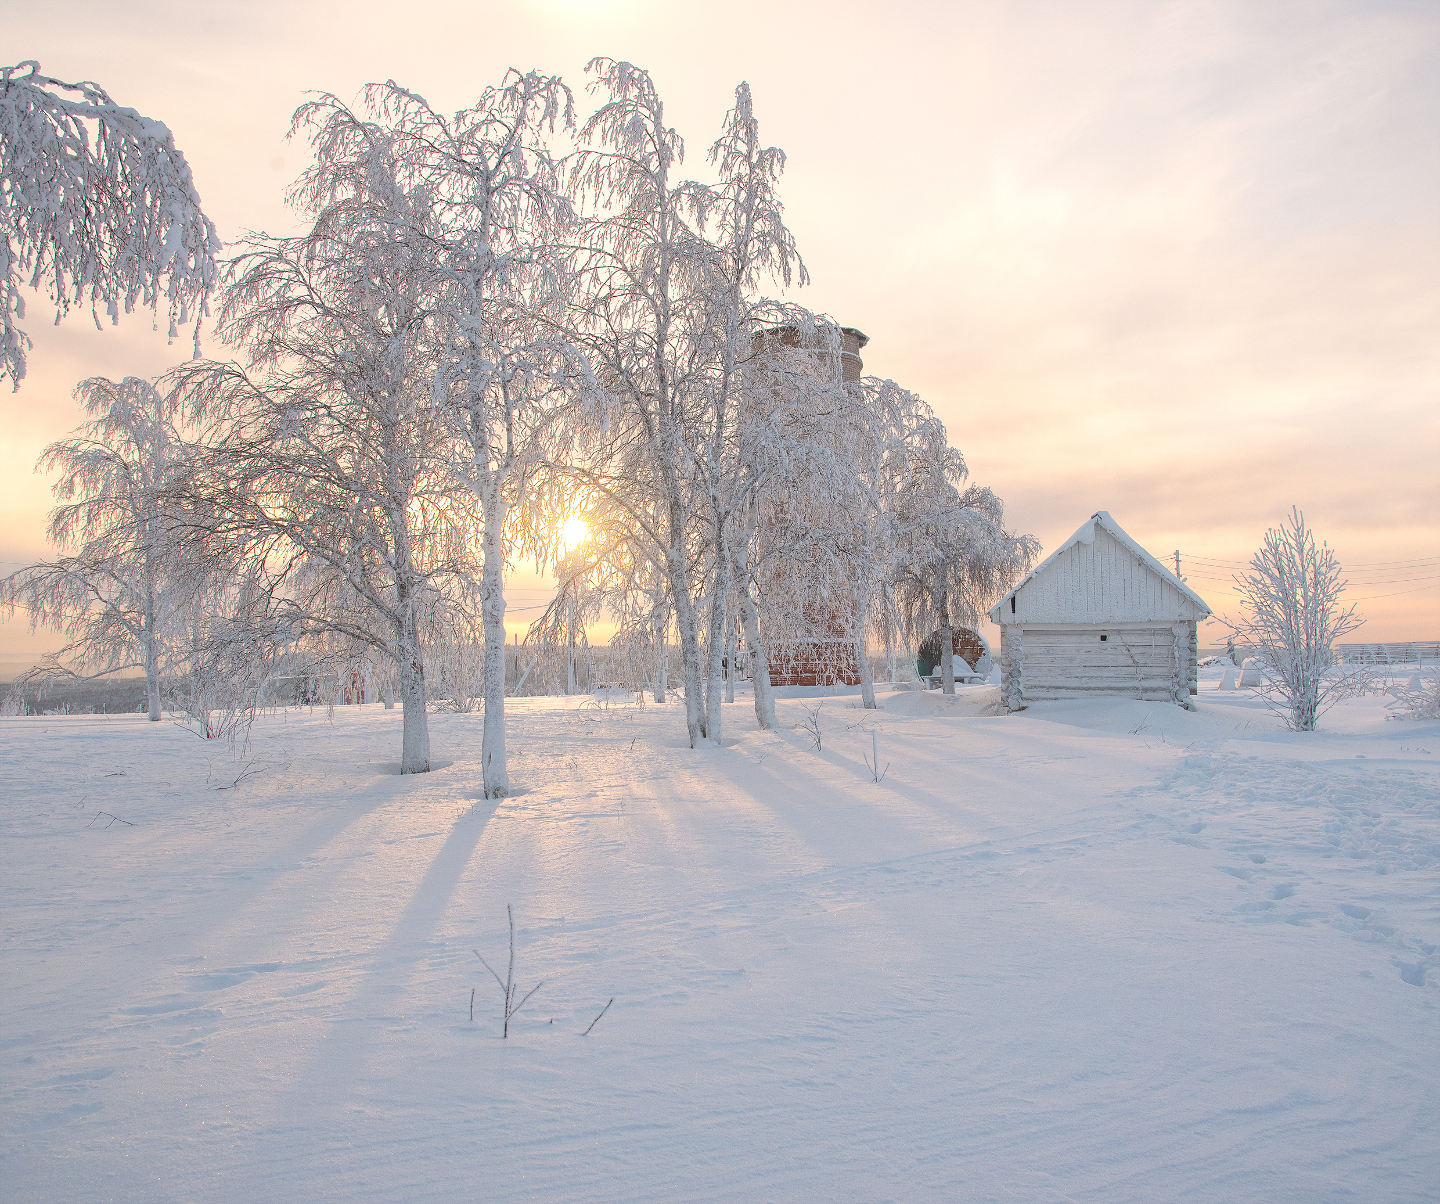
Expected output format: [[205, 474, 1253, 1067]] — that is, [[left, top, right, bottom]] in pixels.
[[1173, 550, 1183, 580]]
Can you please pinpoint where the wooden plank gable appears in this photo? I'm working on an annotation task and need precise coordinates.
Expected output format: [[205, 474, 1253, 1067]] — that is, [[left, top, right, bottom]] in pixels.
[[990, 512, 1211, 625], [1011, 525, 1206, 623]]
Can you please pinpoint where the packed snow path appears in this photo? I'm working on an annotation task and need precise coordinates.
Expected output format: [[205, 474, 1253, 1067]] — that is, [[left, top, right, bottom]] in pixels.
[[2, 681, 1437, 1202]]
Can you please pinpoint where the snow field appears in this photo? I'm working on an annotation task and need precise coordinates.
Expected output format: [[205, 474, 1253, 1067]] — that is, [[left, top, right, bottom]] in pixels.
[[1, 673, 1437, 1202]]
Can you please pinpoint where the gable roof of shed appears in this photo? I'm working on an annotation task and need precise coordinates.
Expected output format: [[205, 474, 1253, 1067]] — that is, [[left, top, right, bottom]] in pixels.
[[988, 510, 1212, 623]]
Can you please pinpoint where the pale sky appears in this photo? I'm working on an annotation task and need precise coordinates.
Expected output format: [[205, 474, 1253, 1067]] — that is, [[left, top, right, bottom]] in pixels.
[[2, 0, 1436, 669]]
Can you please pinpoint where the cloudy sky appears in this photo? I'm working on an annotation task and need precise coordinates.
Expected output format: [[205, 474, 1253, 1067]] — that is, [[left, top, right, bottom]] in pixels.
[[2, 0, 1436, 665]]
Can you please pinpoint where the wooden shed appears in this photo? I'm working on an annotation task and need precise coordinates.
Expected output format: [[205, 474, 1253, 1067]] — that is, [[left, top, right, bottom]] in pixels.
[[988, 511, 1211, 712]]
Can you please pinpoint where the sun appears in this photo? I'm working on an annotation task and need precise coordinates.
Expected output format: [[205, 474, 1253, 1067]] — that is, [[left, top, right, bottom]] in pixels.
[[560, 516, 590, 549]]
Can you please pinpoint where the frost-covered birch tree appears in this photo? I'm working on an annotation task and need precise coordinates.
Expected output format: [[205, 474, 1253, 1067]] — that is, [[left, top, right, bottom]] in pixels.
[[729, 325, 872, 724], [558, 59, 726, 747], [172, 129, 467, 774], [559, 63, 823, 746], [287, 72, 578, 796], [689, 81, 810, 743], [1, 376, 199, 719], [0, 62, 219, 388], [1227, 507, 1364, 731], [891, 415, 1037, 695]]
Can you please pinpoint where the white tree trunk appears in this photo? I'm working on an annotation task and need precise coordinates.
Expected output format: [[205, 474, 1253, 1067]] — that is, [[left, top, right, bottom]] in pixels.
[[724, 610, 736, 705], [855, 590, 876, 709], [736, 581, 776, 730], [671, 583, 708, 747], [882, 585, 895, 683], [142, 580, 162, 722], [704, 565, 730, 743], [940, 620, 956, 695], [397, 609, 431, 774], [480, 497, 509, 798]]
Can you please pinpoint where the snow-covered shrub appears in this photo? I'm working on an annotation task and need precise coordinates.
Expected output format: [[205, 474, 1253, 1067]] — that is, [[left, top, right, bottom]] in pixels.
[[169, 578, 294, 749], [1388, 675, 1440, 721]]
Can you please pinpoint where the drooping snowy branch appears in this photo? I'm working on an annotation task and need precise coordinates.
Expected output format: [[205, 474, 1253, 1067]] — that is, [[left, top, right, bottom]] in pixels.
[[0, 62, 219, 388]]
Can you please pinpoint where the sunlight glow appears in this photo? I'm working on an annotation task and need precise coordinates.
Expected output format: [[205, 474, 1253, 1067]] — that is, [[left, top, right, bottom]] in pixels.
[[560, 516, 590, 550]]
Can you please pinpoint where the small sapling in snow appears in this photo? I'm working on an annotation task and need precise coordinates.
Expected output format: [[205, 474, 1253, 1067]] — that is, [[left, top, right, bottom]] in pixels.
[[863, 729, 890, 784], [582, 998, 614, 1036], [800, 702, 824, 751], [85, 811, 133, 828], [474, 904, 543, 1038]]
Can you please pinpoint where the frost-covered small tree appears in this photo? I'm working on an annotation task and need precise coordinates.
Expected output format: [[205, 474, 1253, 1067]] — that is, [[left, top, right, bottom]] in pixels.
[[891, 417, 1037, 695], [0, 62, 219, 388], [169, 560, 295, 745], [1226, 507, 1364, 731], [0, 376, 198, 719]]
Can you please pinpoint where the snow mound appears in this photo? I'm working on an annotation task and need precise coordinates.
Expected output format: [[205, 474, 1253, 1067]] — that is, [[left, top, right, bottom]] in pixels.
[[879, 685, 1001, 718]]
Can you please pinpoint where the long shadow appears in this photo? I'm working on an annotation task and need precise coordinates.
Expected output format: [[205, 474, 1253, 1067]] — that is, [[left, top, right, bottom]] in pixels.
[[170, 781, 419, 955], [279, 794, 502, 1100], [763, 722, 1013, 839]]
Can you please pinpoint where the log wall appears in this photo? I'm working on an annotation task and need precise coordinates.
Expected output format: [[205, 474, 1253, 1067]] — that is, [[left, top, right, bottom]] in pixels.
[[1000, 621, 1199, 711]]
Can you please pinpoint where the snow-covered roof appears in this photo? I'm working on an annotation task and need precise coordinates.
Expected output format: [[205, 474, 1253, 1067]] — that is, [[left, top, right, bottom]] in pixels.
[[988, 510, 1212, 624]]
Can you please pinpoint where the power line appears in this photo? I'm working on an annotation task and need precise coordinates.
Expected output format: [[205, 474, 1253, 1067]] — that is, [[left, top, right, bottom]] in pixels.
[[1186, 570, 1440, 587], [1350, 583, 1440, 601], [1183, 553, 1440, 570]]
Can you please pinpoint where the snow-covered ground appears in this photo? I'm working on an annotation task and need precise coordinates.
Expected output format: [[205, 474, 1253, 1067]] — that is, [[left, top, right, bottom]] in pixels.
[[3, 669, 1437, 1202]]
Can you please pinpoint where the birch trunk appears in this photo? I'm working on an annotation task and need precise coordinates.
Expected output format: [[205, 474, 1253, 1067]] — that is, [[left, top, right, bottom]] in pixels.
[[479, 495, 509, 797], [855, 590, 876, 709], [703, 564, 730, 743], [940, 622, 956, 695], [397, 601, 431, 773], [724, 610, 736, 704], [142, 590, 162, 723], [736, 581, 776, 730], [882, 584, 895, 684], [670, 580, 708, 747]]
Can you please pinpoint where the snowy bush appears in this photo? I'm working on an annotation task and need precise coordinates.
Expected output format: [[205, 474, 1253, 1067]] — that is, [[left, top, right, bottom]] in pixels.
[[1388, 675, 1440, 721]]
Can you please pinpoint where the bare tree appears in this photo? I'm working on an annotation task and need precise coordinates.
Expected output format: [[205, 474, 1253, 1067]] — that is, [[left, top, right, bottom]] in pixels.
[[0, 62, 218, 388], [1225, 507, 1364, 731]]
